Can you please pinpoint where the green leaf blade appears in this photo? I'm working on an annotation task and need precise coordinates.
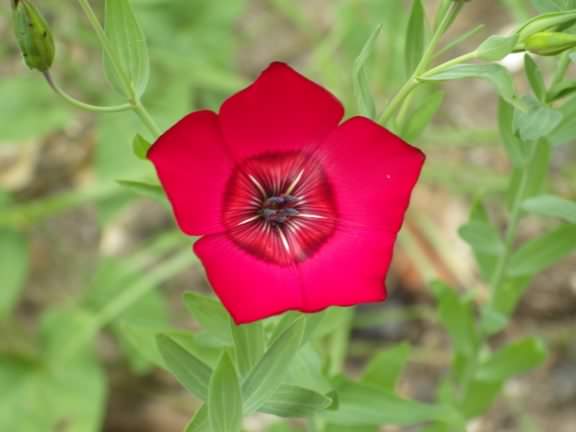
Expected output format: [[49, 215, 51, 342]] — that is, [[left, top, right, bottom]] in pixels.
[[522, 194, 576, 223], [208, 353, 243, 432], [405, 0, 426, 76], [104, 0, 150, 97], [157, 334, 212, 400], [242, 317, 306, 414], [353, 25, 382, 119]]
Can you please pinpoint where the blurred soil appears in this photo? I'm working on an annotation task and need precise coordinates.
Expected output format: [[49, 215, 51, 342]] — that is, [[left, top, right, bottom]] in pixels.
[[1, 1, 575, 431]]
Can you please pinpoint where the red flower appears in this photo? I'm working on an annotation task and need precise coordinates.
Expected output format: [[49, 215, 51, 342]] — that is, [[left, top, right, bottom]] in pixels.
[[148, 62, 425, 324]]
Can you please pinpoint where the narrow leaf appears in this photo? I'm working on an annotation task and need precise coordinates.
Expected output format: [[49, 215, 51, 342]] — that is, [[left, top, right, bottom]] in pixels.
[[476, 337, 548, 381], [242, 318, 305, 413], [208, 353, 243, 432], [524, 55, 547, 102], [183, 292, 232, 344], [186, 406, 209, 432], [432, 281, 479, 358], [458, 221, 505, 256], [133, 134, 151, 160], [498, 98, 525, 167], [117, 179, 165, 200], [353, 25, 382, 119], [361, 343, 412, 391], [157, 334, 212, 400], [324, 381, 457, 426], [522, 194, 576, 223], [104, 0, 150, 96], [476, 34, 518, 61], [405, 0, 426, 76], [261, 385, 332, 418], [508, 224, 576, 276], [422, 64, 520, 108], [231, 321, 266, 377]]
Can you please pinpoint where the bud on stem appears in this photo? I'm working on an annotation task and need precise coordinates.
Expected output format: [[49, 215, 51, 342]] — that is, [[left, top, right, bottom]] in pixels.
[[525, 32, 576, 56], [12, 0, 55, 72]]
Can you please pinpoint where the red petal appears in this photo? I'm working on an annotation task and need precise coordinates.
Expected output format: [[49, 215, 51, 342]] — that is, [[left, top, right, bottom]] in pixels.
[[219, 62, 344, 162], [194, 235, 302, 324], [148, 111, 233, 235], [298, 228, 392, 311], [318, 116, 425, 233]]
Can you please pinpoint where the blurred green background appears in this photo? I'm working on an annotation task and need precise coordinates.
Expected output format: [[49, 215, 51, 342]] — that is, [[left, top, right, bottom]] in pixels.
[[1, 0, 576, 431]]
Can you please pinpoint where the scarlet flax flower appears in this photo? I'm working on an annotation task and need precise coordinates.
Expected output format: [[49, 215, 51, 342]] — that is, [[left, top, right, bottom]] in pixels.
[[148, 62, 425, 324]]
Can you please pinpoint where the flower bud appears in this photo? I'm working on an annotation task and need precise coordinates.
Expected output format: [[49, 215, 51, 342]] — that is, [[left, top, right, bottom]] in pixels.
[[516, 10, 576, 42], [12, 0, 55, 72], [524, 31, 576, 56]]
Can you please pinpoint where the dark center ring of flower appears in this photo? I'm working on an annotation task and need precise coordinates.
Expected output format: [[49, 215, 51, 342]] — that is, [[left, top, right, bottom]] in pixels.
[[223, 152, 337, 265]]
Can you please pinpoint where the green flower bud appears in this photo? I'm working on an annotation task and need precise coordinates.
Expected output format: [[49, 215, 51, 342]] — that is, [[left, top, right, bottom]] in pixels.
[[525, 32, 576, 56], [12, 0, 55, 72], [516, 10, 576, 42]]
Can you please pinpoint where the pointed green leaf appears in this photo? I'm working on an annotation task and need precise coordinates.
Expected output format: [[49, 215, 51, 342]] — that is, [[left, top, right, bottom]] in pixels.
[[242, 318, 305, 413], [183, 292, 233, 344], [476, 34, 518, 61], [116, 179, 165, 201], [405, 0, 426, 76], [508, 224, 576, 276], [133, 134, 151, 160], [458, 221, 505, 256], [431, 281, 479, 358], [208, 353, 243, 432], [522, 194, 576, 223], [361, 343, 412, 391], [421, 64, 520, 108], [524, 55, 547, 102], [261, 385, 332, 418], [157, 334, 211, 400], [514, 100, 563, 141], [323, 381, 457, 426], [402, 89, 444, 141], [104, 0, 150, 96], [186, 406, 209, 432], [476, 337, 548, 381], [353, 25, 382, 119], [231, 320, 266, 376], [498, 98, 525, 167]]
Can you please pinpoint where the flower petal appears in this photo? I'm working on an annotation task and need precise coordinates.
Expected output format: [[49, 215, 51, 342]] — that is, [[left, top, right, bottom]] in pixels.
[[219, 62, 344, 161], [298, 228, 392, 311], [194, 234, 302, 324], [318, 116, 425, 233], [148, 110, 232, 235]]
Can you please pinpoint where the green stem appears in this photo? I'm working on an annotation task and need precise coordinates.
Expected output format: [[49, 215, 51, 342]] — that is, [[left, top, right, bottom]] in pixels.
[[489, 141, 540, 294], [43, 72, 131, 113], [379, 2, 464, 125], [133, 96, 162, 137], [421, 51, 479, 78]]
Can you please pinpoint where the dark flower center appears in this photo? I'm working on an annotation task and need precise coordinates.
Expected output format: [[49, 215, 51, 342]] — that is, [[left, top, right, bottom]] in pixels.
[[223, 152, 337, 266]]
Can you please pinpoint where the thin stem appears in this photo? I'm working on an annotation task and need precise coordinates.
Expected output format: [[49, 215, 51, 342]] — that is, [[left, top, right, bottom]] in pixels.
[[379, 2, 464, 125], [43, 72, 131, 113], [421, 50, 479, 78], [132, 96, 162, 137], [489, 141, 540, 294], [75, 0, 161, 138], [76, 0, 134, 98]]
